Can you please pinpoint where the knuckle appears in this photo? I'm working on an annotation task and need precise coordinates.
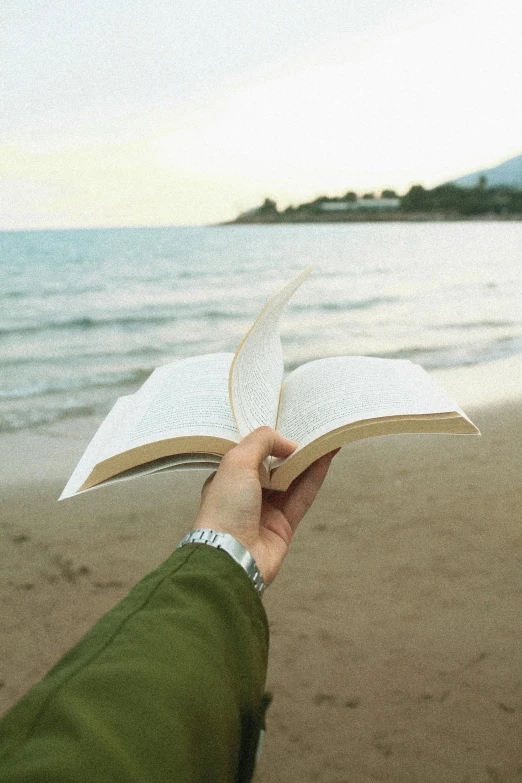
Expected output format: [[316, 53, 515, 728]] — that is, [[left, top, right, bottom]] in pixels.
[[255, 425, 274, 438]]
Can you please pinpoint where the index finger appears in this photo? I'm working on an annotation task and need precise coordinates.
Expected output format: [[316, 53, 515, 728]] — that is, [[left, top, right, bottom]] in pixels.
[[225, 426, 297, 470]]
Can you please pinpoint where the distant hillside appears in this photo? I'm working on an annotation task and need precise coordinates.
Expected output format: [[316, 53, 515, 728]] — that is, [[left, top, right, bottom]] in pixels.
[[451, 153, 522, 188], [226, 156, 522, 225]]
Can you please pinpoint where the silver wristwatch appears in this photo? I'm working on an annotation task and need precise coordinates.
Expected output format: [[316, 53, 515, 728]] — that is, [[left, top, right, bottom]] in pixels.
[[177, 528, 265, 597]]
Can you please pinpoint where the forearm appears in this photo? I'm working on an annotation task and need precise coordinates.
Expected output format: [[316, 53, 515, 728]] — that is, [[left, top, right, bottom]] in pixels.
[[0, 545, 269, 783]]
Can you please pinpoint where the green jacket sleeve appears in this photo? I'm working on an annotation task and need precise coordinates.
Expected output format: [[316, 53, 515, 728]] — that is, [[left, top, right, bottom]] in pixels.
[[0, 544, 269, 783]]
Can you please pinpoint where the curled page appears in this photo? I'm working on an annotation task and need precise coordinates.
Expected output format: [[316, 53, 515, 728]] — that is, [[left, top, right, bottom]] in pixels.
[[229, 268, 312, 437]]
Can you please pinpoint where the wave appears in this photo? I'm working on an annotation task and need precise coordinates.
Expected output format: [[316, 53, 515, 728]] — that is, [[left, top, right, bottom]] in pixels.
[[0, 308, 249, 337], [434, 319, 517, 330], [0, 367, 152, 401], [0, 314, 173, 336], [0, 344, 170, 368], [291, 296, 400, 313], [361, 340, 522, 368], [0, 284, 106, 301], [0, 403, 100, 433], [285, 340, 522, 374]]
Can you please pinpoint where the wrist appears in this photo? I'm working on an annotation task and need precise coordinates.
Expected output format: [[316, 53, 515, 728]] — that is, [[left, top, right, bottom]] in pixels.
[[177, 529, 265, 597]]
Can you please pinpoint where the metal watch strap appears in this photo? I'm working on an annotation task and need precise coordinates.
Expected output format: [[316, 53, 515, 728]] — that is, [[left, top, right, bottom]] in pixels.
[[177, 528, 265, 597]]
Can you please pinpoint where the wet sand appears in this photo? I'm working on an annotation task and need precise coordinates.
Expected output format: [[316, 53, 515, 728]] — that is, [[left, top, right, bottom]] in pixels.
[[1, 357, 521, 781]]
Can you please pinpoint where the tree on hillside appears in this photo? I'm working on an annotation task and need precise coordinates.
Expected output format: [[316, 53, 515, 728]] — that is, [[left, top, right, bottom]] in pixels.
[[306, 195, 331, 212], [258, 198, 278, 214], [381, 189, 398, 198], [362, 192, 375, 200], [401, 185, 428, 210], [343, 191, 357, 202]]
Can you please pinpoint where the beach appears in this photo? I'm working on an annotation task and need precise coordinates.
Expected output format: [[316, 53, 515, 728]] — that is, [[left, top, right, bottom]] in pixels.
[[1, 355, 521, 781]]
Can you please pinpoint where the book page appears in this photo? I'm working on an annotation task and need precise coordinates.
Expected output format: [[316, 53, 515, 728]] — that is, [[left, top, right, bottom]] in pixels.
[[60, 353, 239, 499], [119, 352, 240, 451], [276, 356, 469, 453], [59, 395, 136, 499], [229, 268, 312, 436]]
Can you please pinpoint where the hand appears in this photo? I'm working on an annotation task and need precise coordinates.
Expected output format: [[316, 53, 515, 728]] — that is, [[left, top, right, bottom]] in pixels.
[[194, 426, 337, 586]]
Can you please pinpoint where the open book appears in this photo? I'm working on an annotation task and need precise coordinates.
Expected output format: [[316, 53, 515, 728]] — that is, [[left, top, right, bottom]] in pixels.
[[60, 268, 479, 499]]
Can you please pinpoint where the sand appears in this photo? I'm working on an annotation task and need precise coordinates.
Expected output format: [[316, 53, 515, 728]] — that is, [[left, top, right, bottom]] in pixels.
[[1, 356, 521, 782]]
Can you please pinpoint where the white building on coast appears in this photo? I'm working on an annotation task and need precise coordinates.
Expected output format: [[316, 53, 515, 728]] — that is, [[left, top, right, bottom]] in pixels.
[[319, 198, 401, 211]]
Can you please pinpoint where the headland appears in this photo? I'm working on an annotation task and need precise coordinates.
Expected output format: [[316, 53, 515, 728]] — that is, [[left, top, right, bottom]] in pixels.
[[224, 183, 522, 224]]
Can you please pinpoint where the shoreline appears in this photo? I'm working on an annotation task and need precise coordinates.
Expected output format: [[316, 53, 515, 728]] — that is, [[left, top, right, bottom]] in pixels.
[[0, 353, 522, 474], [1, 354, 521, 780], [222, 212, 522, 225], [0, 352, 521, 489]]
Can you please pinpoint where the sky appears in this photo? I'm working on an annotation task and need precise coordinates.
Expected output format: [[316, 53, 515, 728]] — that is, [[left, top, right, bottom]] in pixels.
[[1, 0, 521, 229]]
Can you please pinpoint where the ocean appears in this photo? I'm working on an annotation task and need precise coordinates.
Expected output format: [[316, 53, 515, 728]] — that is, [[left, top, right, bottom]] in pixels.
[[1, 222, 521, 433]]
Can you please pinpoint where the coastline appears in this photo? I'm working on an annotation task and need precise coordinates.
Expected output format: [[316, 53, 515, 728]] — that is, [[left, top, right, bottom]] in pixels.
[[223, 212, 522, 225], [1, 353, 521, 780]]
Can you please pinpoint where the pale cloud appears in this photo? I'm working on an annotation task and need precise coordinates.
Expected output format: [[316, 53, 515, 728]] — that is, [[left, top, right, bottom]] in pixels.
[[154, 1, 522, 206], [1, 0, 521, 228]]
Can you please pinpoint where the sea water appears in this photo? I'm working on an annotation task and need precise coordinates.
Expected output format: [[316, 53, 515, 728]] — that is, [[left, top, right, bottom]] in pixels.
[[1, 222, 521, 433]]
